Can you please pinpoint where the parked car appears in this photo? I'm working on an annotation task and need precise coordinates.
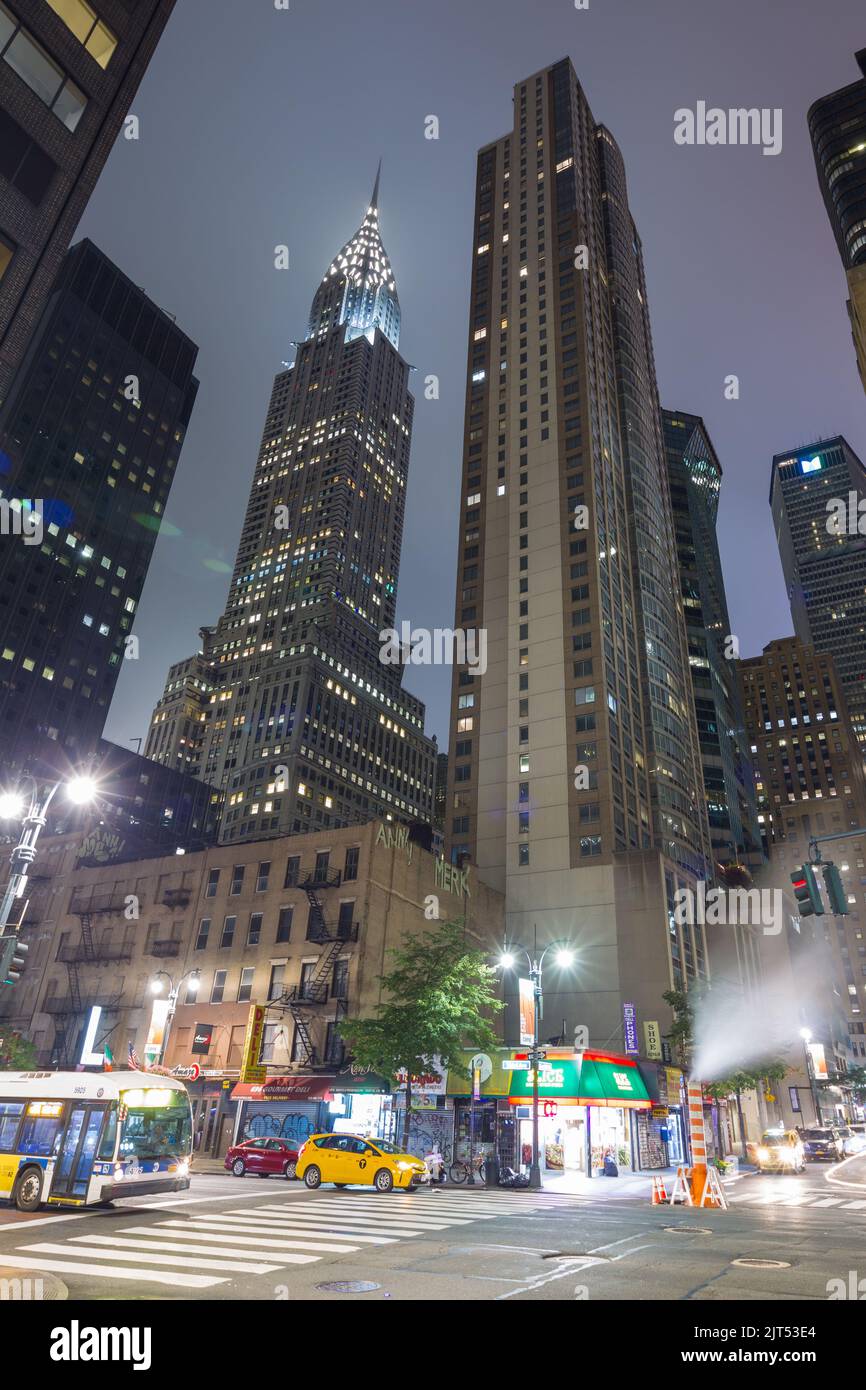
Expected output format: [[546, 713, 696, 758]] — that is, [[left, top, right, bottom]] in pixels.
[[836, 1124, 866, 1157], [755, 1128, 806, 1173], [224, 1136, 300, 1179], [801, 1127, 844, 1163], [296, 1133, 428, 1191]]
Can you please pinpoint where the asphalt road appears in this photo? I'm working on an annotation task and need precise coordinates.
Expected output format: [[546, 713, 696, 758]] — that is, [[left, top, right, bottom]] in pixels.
[[1, 1157, 865, 1302]]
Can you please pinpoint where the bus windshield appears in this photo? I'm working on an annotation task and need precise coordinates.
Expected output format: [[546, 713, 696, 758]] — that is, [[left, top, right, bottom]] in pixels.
[[118, 1095, 192, 1161]]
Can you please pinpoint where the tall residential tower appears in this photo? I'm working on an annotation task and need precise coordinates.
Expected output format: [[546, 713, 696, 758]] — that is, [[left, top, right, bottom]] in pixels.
[[444, 59, 711, 1046], [146, 175, 436, 842]]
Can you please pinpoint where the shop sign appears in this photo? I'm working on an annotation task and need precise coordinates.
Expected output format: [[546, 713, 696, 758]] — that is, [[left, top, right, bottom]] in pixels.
[[789, 1085, 801, 1112], [665, 1067, 683, 1102], [652, 1105, 669, 1119], [434, 856, 471, 897], [518, 978, 534, 1046], [395, 1060, 446, 1096], [144, 999, 170, 1066], [643, 1020, 662, 1060], [191, 1023, 214, 1057], [622, 1002, 639, 1055], [239, 1005, 266, 1084], [542, 1100, 558, 1118], [172, 1064, 200, 1082]]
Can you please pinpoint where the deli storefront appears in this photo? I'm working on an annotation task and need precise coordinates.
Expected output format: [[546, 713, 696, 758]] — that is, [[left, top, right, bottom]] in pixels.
[[507, 1051, 652, 1177]]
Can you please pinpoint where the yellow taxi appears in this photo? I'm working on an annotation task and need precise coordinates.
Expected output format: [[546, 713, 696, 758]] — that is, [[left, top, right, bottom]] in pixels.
[[296, 1133, 428, 1192], [754, 1128, 806, 1174]]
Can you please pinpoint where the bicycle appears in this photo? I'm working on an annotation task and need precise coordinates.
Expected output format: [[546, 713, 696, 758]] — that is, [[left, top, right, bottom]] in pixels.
[[448, 1153, 485, 1184]]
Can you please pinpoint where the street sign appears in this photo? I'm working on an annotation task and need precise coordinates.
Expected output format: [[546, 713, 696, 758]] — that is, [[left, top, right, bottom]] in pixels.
[[501, 1059, 530, 1071]]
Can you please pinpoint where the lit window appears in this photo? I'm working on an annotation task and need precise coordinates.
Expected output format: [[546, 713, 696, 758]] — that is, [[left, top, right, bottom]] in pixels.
[[519, 755, 530, 773], [45, 0, 117, 68], [0, 233, 14, 283]]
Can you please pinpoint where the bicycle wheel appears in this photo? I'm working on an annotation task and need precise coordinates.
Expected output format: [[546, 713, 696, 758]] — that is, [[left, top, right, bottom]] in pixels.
[[449, 1161, 468, 1184]]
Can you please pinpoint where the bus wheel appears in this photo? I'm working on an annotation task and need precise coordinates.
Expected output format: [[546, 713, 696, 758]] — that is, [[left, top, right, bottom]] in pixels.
[[13, 1167, 43, 1212]]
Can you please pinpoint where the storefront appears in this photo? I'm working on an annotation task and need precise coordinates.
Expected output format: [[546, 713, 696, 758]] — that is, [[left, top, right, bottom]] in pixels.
[[185, 1071, 238, 1158], [230, 1074, 335, 1148], [636, 1063, 686, 1170], [506, 1051, 652, 1177], [327, 1066, 396, 1141]]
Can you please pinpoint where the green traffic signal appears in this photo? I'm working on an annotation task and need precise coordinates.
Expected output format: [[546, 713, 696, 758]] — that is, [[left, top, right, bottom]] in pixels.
[[790, 864, 824, 917], [822, 862, 849, 916]]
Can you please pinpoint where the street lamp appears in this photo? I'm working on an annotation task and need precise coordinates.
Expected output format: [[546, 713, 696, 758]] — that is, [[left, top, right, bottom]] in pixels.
[[148, 969, 201, 1068], [800, 1027, 821, 1125], [0, 773, 98, 936], [498, 934, 576, 1191]]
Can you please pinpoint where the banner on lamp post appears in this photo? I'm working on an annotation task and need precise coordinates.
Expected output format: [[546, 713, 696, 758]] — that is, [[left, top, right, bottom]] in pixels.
[[518, 977, 534, 1046], [144, 998, 170, 1067]]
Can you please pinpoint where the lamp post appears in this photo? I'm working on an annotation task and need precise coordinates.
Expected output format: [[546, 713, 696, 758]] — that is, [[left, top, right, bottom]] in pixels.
[[499, 935, 575, 1191], [800, 1027, 821, 1125], [149, 969, 201, 1068], [0, 774, 97, 935]]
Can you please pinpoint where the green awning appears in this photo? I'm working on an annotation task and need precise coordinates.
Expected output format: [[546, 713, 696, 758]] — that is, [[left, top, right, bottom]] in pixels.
[[591, 1058, 651, 1106], [507, 1054, 651, 1108], [330, 1070, 392, 1094]]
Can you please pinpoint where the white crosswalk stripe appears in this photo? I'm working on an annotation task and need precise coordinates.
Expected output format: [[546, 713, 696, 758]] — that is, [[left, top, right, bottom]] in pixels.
[[2, 1188, 566, 1289], [726, 1186, 866, 1210]]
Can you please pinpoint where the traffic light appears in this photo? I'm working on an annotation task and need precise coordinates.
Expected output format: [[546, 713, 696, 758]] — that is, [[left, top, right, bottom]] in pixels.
[[0, 932, 28, 985], [822, 862, 850, 916], [790, 865, 824, 917]]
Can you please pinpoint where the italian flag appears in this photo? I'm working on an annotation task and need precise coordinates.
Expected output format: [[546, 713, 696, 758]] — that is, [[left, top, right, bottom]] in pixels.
[[103, 1044, 113, 1072]]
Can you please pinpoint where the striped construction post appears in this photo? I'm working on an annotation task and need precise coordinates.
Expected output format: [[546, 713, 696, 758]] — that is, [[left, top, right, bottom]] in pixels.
[[686, 1080, 707, 1204]]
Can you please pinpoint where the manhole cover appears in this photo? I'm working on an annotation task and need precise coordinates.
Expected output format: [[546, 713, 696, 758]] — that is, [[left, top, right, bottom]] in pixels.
[[0, 1268, 67, 1300], [315, 1280, 381, 1293], [663, 1225, 713, 1235], [731, 1258, 791, 1270]]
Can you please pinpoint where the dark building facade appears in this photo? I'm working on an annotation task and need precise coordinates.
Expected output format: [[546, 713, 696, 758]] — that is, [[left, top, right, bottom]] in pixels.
[[145, 176, 437, 843], [443, 59, 711, 1047], [0, 0, 177, 403], [808, 49, 866, 393], [770, 435, 866, 763], [662, 409, 763, 871], [739, 637, 866, 1063], [0, 237, 198, 779]]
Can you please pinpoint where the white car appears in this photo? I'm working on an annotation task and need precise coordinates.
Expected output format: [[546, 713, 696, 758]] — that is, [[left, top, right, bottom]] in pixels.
[[838, 1124, 866, 1156]]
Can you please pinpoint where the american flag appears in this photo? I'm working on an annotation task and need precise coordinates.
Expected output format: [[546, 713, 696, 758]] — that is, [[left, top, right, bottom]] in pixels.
[[128, 1041, 141, 1070]]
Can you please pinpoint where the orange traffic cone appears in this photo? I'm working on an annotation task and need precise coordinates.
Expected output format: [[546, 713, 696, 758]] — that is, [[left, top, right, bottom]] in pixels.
[[651, 1174, 668, 1204]]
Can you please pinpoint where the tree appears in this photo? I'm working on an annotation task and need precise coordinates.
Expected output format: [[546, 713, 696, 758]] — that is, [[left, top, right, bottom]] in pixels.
[[704, 1062, 788, 1144], [0, 1030, 37, 1069], [340, 919, 502, 1147], [662, 989, 694, 1071]]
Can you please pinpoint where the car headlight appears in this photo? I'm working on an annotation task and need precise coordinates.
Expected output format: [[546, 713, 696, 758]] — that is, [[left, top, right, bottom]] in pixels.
[[757, 1147, 770, 1161], [396, 1161, 413, 1170]]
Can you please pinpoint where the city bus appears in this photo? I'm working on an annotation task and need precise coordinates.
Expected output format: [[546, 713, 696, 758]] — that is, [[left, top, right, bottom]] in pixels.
[[0, 1071, 192, 1211]]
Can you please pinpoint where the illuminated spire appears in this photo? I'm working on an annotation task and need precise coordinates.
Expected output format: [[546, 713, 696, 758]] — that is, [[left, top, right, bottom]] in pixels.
[[307, 164, 401, 349]]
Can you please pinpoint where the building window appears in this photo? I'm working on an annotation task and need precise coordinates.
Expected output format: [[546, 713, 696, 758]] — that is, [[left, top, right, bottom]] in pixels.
[[44, 0, 117, 68], [205, 868, 219, 897], [194, 918, 210, 950], [290, 1026, 307, 1063], [247, 913, 262, 946], [230, 865, 245, 895], [338, 901, 355, 935], [237, 967, 255, 1004], [324, 1023, 345, 1066], [0, 110, 57, 205], [580, 836, 602, 857], [332, 959, 350, 999], [0, 231, 14, 283], [313, 851, 330, 884], [0, 8, 87, 130], [256, 861, 270, 892], [268, 964, 286, 1001], [276, 906, 293, 943], [518, 844, 530, 866], [220, 915, 236, 948], [344, 846, 359, 881], [284, 855, 300, 888], [519, 754, 530, 773], [210, 970, 227, 1004]]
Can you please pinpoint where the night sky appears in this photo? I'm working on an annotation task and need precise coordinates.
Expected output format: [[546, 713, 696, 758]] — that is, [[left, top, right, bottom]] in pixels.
[[89, 0, 866, 755]]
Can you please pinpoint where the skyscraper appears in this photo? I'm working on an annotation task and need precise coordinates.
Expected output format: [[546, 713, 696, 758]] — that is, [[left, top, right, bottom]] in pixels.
[[808, 50, 866, 395], [739, 637, 866, 1064], [770, 436, 866, 760], [444, 59, 711, 1045], [662, 409, 763, 870], [0, 0, 178, 404], [146, 174, 436, 843], [0, 237, 198, 778]]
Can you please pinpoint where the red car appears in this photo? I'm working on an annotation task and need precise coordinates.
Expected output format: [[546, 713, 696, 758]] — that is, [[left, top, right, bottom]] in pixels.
[[224, 1136, 299, 1180]]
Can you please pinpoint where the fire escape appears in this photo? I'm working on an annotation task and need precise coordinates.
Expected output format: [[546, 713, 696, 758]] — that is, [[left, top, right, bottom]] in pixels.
[[268, 867, 358, 1067], [47, 890, 134, 1065]]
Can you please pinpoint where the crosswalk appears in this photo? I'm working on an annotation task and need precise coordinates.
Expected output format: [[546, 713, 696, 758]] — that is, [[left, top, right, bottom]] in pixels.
[[0, 1189, 578, 1290], [726, 1184, 866, 1211]]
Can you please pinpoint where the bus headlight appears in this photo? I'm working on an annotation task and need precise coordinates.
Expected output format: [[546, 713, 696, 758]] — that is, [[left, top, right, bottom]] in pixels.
[[176, 1160, 190, 1178]]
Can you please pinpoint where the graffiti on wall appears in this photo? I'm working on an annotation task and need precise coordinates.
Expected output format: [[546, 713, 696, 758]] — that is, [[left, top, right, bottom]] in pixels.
[[242, 1110, 318, 1144], [406, 1109, 454, 1161]]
